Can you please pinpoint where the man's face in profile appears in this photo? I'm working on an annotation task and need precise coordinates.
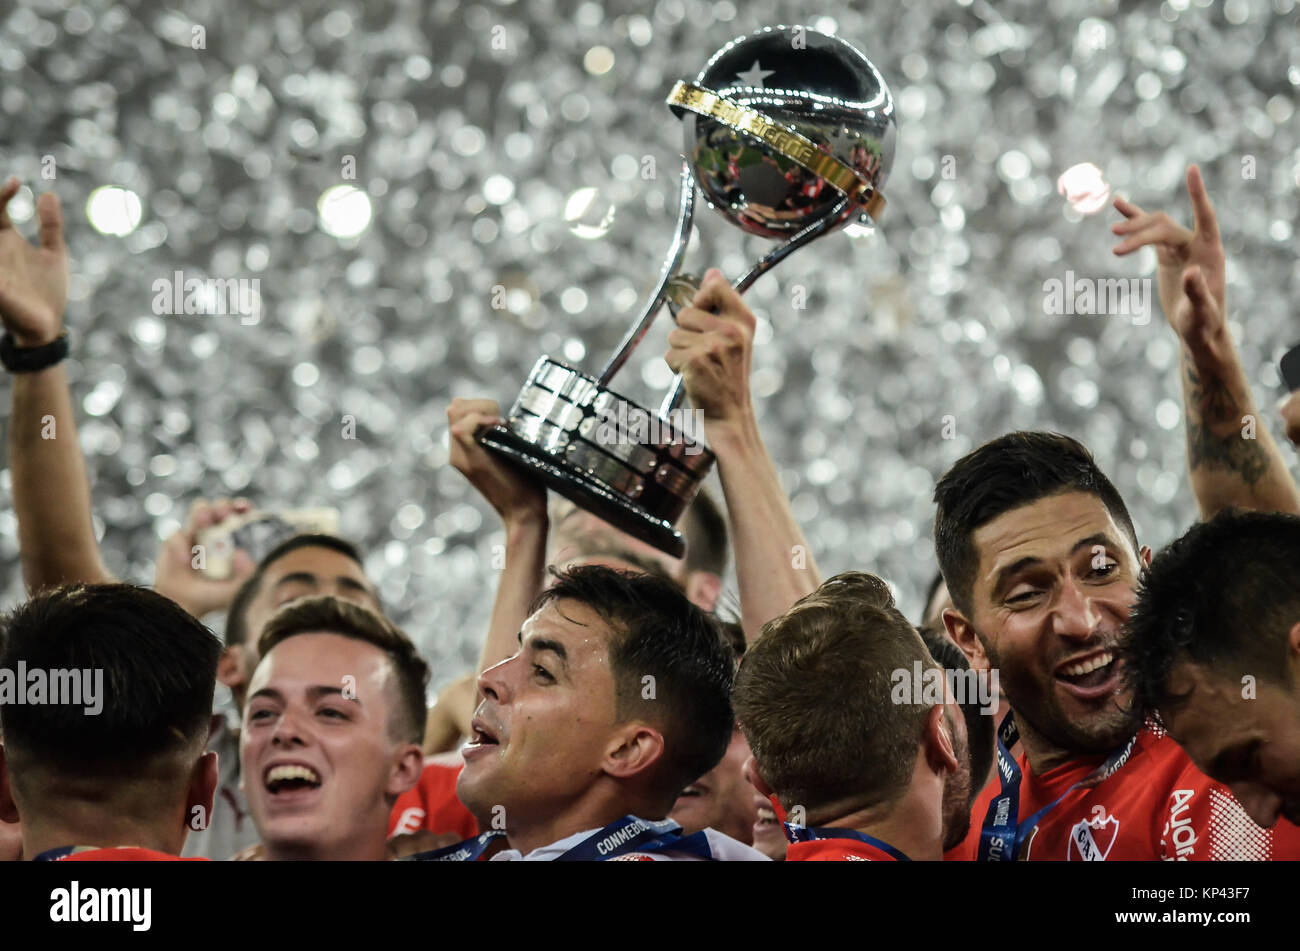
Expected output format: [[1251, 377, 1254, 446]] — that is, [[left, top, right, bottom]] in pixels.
[[457, 599, 626, 828], [1161, 658, 1300, 829]]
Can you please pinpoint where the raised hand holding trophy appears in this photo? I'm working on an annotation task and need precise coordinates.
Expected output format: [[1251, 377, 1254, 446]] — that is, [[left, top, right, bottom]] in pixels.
[[479, 26, 896, 556]]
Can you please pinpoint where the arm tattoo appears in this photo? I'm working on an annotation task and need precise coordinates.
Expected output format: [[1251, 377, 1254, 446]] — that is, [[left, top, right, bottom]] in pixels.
[[1184, 360, 1270, 487]]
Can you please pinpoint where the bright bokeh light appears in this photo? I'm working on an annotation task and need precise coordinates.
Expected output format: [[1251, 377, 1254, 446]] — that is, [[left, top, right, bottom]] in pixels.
[[564, 186, 615, 239], [317, 185, 373, 238], [1057, 162, 1111, 215], [85, 185, 143, 236]]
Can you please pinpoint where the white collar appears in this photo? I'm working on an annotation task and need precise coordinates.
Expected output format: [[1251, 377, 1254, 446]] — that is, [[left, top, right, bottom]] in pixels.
[[489, 827, 601, 862]]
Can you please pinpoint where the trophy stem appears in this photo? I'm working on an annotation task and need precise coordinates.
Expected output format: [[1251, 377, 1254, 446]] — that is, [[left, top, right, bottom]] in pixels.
[[596, 161, 697, 388], [658, 193, 853, 415], [732, 193, 853, 294]]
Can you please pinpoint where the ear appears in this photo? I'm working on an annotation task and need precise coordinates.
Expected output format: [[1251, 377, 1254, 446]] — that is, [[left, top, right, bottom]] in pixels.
[[1288, 621, 1300, 665], [0, 744, 19, 823], [1139, 544, 1153, 570], [187, 750, 219, 835], [218, 645, 249, 692], [386, 744, 426, 800], [603, 724, 665, 781], [944, 607, 989, 671], [685, 571, 723, 613], [923, 706, 960, 776], [742, 755, 773, 798]]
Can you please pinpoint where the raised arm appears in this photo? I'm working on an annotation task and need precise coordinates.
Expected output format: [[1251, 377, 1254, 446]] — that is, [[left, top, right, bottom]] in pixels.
[[446, 397, 549, 674], [667, 269, 820, 640], [1112, 165, 1300, 517], [0, 177, 111, 590]]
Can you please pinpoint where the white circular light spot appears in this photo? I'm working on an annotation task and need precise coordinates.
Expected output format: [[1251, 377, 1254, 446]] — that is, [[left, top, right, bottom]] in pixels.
[[317, 185, 372, 238], [583, 45, 615, 75], [560, 287, 588, 313], [483, 174, 514, 205], [997, 150, 1031, 181], [1155, 398, 1181, 430], [563, 338, 586, 363], [292, 362, 320, 387], [1056, 162, 1111, 215], [85, 185, 143, 236]]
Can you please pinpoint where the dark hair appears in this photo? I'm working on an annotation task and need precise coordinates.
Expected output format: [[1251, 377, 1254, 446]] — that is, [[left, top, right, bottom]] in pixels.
[[732, 572, 936, 814], [681, 486, 729, 577], [1124, 509, 1300, 718], [257, 596, 429, 745], [918, 623, 994, 794], [0, 584, 221, 774], [224, 534, 367, 648], [933, 432, 1137, 618], [718, 618, 746, 664], [532, 564, 734, 805]]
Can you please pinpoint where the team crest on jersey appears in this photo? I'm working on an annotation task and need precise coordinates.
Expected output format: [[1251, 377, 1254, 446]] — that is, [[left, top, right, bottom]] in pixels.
[[1067, 813, 1119, 861]]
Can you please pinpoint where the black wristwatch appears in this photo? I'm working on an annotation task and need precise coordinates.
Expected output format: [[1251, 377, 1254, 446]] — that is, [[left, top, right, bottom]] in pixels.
[[0, 330, 69, 373]]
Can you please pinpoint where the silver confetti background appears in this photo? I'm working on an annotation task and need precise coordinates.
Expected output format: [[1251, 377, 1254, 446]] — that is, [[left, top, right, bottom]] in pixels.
[[1, 0, 1298, 686]]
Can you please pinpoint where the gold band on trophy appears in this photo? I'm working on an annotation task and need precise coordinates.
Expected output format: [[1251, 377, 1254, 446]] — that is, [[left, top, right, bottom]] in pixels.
[[667, 80, 886, 221]]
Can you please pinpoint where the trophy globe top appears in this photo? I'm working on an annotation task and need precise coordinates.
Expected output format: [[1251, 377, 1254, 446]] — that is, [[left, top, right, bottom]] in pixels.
[[669, 25, 896, 238]]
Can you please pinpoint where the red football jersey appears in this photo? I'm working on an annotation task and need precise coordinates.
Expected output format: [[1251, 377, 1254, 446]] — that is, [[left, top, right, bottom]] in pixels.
[[387, 754, 479, 841], [965, 726, 1300, 861], [57, 847, 205, 862], [787, 838, 904, 861]]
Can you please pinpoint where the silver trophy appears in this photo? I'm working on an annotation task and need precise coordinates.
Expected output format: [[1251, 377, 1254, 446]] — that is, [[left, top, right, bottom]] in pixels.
[[479, 26, 896, 556]]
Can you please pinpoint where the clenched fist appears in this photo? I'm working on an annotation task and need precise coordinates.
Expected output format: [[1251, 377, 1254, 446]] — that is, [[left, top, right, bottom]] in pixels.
[[446, 397, 547, 527], [664, 268, 756, 432]]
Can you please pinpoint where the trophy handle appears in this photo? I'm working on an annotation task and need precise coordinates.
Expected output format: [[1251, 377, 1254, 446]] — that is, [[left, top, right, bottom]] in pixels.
[[657, 192, 853, 415], [596, 160, 697, 388]]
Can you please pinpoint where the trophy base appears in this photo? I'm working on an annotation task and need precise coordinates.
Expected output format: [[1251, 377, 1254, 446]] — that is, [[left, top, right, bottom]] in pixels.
[[478, 357, 716, 559], [479, 425, 689, 557]]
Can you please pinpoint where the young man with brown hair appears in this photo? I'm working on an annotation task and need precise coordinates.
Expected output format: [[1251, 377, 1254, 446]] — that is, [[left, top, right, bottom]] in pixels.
[[733, 572, 971, 861], [240, 596, 427, 861]]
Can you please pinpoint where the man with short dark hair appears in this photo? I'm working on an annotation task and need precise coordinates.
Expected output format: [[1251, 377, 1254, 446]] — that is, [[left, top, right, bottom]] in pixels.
[[0, 584, 220, 861], [935, 431, 1300, 859], [430, 564, 766, 860], [1124, 509, 1300, 829], [733, 572, 970, 861], [240, 596, 427, 860], [222, 533, 379, 704]]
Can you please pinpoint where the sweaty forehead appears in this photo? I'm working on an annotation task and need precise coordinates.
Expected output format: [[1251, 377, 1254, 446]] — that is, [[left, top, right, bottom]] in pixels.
[[249, 631, 393, 697], [972, 491, 1131, 583], [524, 599, 616, 663]]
